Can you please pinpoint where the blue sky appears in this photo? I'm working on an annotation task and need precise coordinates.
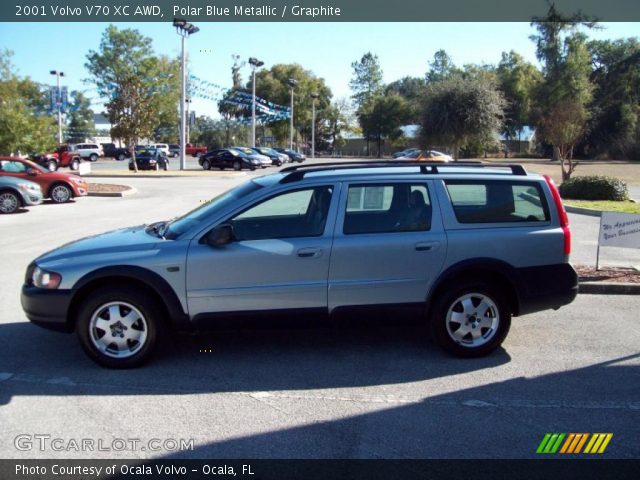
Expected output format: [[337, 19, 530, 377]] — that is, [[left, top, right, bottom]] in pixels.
[[1, 22, 638, 117]]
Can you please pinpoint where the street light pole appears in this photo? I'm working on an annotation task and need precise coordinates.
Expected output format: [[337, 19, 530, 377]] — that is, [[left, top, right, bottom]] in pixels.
[[310, 92, 319, 160], [49, 70, 65, 144], [173, 18, 199, 171], [249, 57, 264, 148], [286, 78, 298, 150]]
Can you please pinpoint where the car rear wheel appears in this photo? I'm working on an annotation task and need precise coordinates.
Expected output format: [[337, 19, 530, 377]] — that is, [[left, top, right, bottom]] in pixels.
[[201, 159, 211, 170], [46, 159, 58, 171], [70, 158, 80, 171], [76, 287, 162, 368], [49, 183, 72, 203], [0, 190, 20, 214], [90, 154, 98, 162], [117, 153, 125, 161], [233, 161, 241, 171], [430, 281, 511, 358]]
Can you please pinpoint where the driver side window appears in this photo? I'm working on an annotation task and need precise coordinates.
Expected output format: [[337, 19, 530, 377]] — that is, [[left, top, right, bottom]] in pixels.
[[229, 186, 333, 241]]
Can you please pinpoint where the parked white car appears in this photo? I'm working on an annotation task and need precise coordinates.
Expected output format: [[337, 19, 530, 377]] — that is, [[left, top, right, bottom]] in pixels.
[[152, 144, 170, 156], [70, 143, 103, 162]]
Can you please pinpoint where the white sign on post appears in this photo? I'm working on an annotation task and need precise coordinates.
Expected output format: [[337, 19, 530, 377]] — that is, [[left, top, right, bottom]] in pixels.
[[596, 211, 640, 269], [599, 212, 640, 249]]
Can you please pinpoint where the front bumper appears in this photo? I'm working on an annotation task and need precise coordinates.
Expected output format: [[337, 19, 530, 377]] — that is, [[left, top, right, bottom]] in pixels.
[[21, 285, 74, 333], [21, 191, 43, 206]]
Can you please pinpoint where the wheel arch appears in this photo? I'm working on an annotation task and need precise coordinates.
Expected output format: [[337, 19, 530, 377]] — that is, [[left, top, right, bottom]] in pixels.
[[427, 258, 522, 317], [69, 266, 192, 332]]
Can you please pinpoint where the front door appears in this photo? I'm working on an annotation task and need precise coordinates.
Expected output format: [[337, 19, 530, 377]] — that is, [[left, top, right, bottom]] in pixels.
[[186, 184, 338, 319]]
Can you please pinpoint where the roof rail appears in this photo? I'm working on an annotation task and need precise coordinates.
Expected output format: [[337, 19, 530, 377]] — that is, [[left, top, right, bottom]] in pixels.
[[279, 161, 527, 183]]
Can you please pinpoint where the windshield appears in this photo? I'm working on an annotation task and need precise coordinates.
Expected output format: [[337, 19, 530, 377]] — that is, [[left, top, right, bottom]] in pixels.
[[164, 180, 263, 239]]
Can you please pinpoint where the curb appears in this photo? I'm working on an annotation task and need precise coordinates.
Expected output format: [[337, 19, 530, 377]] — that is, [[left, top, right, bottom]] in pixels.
[[578, 281, 640, 295], [88, 187, 137, 198], [565, 205, 602, 217]]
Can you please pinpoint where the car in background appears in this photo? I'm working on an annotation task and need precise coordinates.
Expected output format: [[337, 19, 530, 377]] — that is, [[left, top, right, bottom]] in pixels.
[[101, 143, 132, 161], [392, 148, 421, 159], [129, 147, 169, 171], [70, 143, 103, 162], [250, 147, 286, 166], [0, 157, 88, 203], [274, 148, 306, 163], [0, 176, 43, 214], [230, 147, 271, 168], [396, 150, 452, 162], [185, 144, 208, 157], [199, 148, 260, 171], [168, 144, 180, 158], [151, 143, 170, 156], [32, 145, 82, 172]]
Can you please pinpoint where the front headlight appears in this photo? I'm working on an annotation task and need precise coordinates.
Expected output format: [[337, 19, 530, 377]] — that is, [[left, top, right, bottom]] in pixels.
[[251, 159, 259, 164], [18, 183, 41, 192], [32, 266, 62, 289]]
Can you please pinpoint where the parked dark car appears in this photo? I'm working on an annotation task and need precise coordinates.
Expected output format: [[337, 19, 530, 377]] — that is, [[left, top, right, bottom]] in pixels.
[[101, 143, 132, 161], [199, 149, 261, 171], [250, 147, 285, 166], [129, 148, 169, 171], [274, 148, 306, 163], [168, 144, 180, 158]]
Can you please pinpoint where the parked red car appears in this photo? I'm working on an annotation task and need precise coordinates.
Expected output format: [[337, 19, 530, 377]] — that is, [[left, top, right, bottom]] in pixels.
[[0, 157, 88, 203]]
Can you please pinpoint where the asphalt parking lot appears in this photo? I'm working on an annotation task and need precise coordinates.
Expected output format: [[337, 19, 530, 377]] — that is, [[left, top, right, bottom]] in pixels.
[[0, 164, 639, 460]]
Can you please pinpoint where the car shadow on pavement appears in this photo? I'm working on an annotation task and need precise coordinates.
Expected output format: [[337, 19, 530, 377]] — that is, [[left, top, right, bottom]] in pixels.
[[0, 321, 510, 405], [155, 352, 639, 460]]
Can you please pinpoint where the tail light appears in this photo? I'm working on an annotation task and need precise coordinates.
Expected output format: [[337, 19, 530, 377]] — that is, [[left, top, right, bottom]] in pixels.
[[544, 175, 571, 256]]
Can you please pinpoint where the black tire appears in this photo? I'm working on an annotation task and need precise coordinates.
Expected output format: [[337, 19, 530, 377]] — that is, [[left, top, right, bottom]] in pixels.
[[233, 161, 241, 171], [90, 153, 98, 162], [49, 183, 73, 203], [47, 159, 58, 172], [201, 159, 211, 170], [430, 281, 511, 358], [117, 153, 125, 161], [70, 158, 80, 171], [76, 287, 162, 368], [0, 190, 21, 214]]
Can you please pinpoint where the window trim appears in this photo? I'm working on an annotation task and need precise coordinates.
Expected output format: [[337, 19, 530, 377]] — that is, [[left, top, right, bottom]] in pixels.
[[444, 179, 551, 225], [342, 182, 433, 235]]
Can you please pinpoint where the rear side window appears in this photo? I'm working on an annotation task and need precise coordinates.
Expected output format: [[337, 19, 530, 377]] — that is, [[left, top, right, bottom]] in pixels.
[[445, 180, 549, 223], [344, 183, 431, 234]]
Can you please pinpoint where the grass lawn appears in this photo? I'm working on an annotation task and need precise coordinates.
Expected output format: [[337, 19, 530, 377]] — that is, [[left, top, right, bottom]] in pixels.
[[564, 200, 640, 214]]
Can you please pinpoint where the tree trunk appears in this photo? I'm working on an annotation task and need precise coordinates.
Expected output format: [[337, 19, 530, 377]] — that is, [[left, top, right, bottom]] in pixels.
[[377, 136, 382, 158], [453, 145, 459, 161], [131, 139, 138, 173]]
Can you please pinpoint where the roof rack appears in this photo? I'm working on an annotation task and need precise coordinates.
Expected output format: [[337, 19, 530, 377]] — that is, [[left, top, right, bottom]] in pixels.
[[279, 161, 527, 184]]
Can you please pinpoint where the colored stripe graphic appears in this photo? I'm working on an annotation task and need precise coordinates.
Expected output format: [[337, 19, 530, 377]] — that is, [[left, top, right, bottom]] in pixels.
[[538, 433, 613, 454]]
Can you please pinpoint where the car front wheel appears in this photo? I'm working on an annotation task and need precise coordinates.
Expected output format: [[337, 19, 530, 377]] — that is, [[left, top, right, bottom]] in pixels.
[[47, 159, 58, 171], [117, 153, 125, 161], [430, 281, 511, 358], [76, 288, 162, 368], [70, 158, 80, 171], [0, 190, 20, 214], [90, 154, 98, 162], [49, 183, 72, 203], [201, 159, 211, 170]]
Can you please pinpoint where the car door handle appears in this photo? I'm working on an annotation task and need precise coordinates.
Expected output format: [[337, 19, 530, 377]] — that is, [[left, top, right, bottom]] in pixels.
[[415, 242, 440, 252], [297, 248, 322, 258]]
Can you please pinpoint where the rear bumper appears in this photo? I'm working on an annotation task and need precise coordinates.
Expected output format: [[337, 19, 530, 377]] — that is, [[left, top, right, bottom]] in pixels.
[[516, 263, 578, 316], [21, 285, 73, 333]]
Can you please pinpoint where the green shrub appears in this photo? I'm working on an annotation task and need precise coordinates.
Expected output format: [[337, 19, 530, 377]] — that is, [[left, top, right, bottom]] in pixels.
[[559, 176, 629, 201]]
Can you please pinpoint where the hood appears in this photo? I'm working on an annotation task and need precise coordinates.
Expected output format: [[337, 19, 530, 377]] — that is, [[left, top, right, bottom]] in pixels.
[[40, 170, 85, 183], [36, 225, 160, 265]]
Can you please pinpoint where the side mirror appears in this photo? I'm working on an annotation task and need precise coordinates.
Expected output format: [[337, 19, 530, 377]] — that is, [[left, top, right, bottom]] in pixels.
[[201, 224, 234, 247], [26, 168, 39, 176]]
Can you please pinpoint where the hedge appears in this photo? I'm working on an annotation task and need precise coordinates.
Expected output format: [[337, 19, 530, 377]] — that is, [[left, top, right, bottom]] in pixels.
[[559, 175, 629, 201]]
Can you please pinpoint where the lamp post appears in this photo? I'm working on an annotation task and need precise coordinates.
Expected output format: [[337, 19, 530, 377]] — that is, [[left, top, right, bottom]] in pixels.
[[173, 18, 199, 170], [49, 70, 65, 144], [310, 92, 319, 160], [249, 57, 264, 148], [286, 78, 298, 150]]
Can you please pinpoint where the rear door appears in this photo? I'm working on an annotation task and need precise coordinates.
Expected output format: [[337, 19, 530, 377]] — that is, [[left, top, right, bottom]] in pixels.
[[328, 180, 447, 312]]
